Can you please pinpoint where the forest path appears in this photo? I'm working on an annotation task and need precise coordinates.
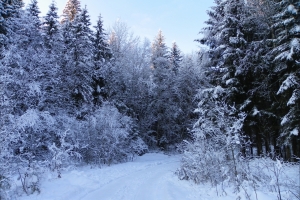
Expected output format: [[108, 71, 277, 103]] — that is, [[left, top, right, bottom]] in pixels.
[[20, 153, 206, 200], [18, 152, 289, 200], [78, 153, 195, 200]]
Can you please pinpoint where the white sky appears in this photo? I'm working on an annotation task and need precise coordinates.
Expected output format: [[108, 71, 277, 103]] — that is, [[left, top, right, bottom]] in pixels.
[[23, 0, 215, 54]]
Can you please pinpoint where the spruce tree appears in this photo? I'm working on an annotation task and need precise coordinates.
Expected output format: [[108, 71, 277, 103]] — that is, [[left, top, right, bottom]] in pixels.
[[0, 4, 56, 168], [237, 0, 283, 157], [92, 14, 112, 105], [173, 54, 201, 141], [0, 1, 7, 56], [43, 1, 60, 40], [198, 0, 227, 86], [93, 14, 112, 63], [198, 0, 249, 106], [61, 6, 94, 110], [0, 1, 6, 35], [151, 30, 169, 70], [150, 30, 179, 147], [0, 0, 23, 54], [198, 0, 278, 157], [169, 42, 182, 75], [61, 0, 81, 23], [40, 1, 65, 114], [27, 0, 40, 28], [271, 0, 300, 159]]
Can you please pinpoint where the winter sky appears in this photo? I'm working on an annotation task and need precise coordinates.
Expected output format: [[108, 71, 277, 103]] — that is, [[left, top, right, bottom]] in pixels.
[[23, 0, 215, 54]]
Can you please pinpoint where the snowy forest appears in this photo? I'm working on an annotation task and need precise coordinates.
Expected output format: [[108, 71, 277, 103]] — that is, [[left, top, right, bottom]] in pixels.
[[0, 0, 299, 199]]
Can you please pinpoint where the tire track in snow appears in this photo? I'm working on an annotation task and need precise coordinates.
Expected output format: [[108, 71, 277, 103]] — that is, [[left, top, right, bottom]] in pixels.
[[79, 157, 180, 200]]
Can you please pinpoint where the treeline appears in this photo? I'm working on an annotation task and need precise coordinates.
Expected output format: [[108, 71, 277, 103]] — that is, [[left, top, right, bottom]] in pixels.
[[0, 0, 201, 197], [178, 1, 299, 197], [196, 0, 299, 160], [0, 0, 299, 198], [179, 0, 299, 193]]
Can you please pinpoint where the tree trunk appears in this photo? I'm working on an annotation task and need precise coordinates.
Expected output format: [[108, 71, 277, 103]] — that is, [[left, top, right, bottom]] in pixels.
[[256, 133, 262, 156]]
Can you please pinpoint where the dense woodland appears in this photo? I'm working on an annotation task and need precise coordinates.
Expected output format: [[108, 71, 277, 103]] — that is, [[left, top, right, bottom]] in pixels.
[[0, 0, 299, 198]]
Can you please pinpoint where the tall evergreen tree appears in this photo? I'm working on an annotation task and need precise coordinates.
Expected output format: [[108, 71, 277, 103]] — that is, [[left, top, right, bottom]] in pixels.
[[43, 1, 60, 40], [271, 0, 300, 159], [172, 54, 201, 141], [0, 1, 7, 35], [92, 14, 112, 105], [61, 0, 81, 23], [0, 1, 8, 55], [237, 0, 284, 158], [198, 0, 279, 157], [39, 1, 65, 114], [0, 5, 56, 168], [214, 0, 249, 104], [0, 0, 23, 54], [169, 42, 182, 75], [151, 30, 169, 70], [150, 30, 182, 147], [93, 14, 112, 63], [2, 8, 44, 114], [61, 6, 94, 110], [26, 0, 40, 28], [198, 0, 227, 85], [1, 0, 23, 23]]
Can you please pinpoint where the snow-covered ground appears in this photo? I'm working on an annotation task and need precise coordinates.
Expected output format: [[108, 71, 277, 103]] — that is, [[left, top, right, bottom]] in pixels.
[[18, 153, 298, 200]]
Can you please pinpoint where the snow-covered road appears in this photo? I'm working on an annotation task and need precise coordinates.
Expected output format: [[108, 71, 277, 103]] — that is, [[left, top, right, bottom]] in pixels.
[[80, 154, 189, 200], [20, 153, 206, 200], [19, 153, 282, 200]]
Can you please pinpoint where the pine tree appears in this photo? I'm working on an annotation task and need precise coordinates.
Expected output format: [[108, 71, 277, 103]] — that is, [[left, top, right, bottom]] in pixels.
[[198, 0, 227, 86], [2, 0, 24, 22], [61, 0, 81, 23], [150, 30, 178, 147], [0, 1, 6, 35], [0, 1, 24, 188], [61, 6, 94, 110], [39, 1, 65, 115], [216, 0, 249, 104], [27, 0, 41, 19], [0, 0, 23, 54], [151, 30, 169, 70], [0, 1, 7, 56], [198, 0, 279, 157], [26, 0, 40, 28], [2, 8, 44, 114], [169, 42, 182, 75], [271, 0, 300, 160], [173, 54, 201, 141], [236, 0, 283, 158], [93, 14, 112, 63], [43, 1, 60, 40], [0, 5, 56, 169], [92, 14, 112, 105], [71, 6, 93, 67]]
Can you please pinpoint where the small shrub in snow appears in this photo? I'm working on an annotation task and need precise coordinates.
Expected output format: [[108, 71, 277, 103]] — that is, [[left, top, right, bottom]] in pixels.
[[80, 102, 147, 165], [0, 175, 11, 200], [256, 157, 300, 200], [17, 161, 43, 195], [177, 86, 247, 191], [48, 130, 81, 178], [0, 131, 14, 200]]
